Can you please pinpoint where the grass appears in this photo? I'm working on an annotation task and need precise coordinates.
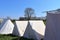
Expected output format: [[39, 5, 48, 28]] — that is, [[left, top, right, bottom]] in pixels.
[[0, 34, 18, 40], [0, 34, 34, 40], [43, 20, 46, 25]]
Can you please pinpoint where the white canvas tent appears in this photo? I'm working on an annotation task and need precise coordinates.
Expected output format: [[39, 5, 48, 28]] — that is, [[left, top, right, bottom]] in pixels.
[[12, 21, 28, 36], [0, 19, 14, 34], [13, 20, 45, 40], [44, 13, 60, 40], [29, 20, 46, 40]]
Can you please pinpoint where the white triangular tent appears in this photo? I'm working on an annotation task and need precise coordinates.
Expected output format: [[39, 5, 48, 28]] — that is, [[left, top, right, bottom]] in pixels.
[[44, 13, 60, 40], [13, 20, 45, 40], [0, 19, 14, 34], [29, 20, 46, 40], [12, 21, 28, 36]]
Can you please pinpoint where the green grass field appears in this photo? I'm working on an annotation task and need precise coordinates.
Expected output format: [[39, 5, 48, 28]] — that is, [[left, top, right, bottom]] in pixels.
[[0, 34, 34, 40]]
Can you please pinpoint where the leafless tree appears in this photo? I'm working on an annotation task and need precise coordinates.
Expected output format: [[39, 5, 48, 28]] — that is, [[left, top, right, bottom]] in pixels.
[[24, 8, 35, 19]]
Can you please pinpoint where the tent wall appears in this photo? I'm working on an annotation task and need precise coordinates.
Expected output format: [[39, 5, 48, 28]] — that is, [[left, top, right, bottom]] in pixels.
[[44, 13, 60, 40], [12, 21, 28, 36], [0, 19, 7, 30], [0, 19, 14, 34], [29, 20, 46, 40]]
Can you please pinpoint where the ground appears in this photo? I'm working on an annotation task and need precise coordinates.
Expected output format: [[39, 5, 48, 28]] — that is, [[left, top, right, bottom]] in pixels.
[[0, 34, 34, 40]]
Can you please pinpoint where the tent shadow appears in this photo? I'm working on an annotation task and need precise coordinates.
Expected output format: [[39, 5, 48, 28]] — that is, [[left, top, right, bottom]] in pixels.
[[0, 19, 7, 30], [12, 22, 21, 36]]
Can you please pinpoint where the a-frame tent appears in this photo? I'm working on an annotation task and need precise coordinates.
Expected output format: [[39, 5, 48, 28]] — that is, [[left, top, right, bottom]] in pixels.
[[12, 21, 28, 36], [29, 20, 46, 40], [0, 19, 14, 34]]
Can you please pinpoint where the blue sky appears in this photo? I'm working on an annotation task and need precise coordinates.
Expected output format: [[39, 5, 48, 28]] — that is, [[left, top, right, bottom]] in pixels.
[[0, 0, 60, 19]]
